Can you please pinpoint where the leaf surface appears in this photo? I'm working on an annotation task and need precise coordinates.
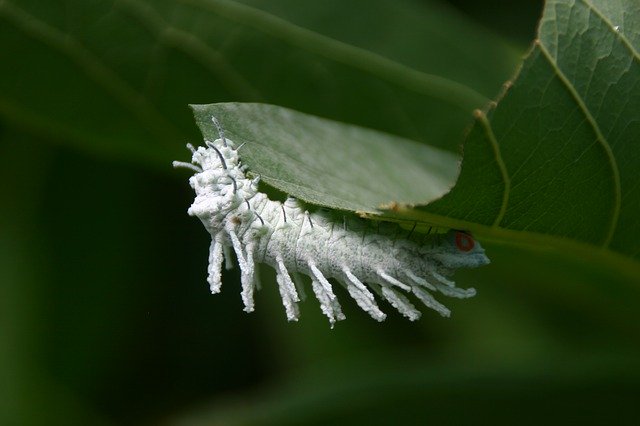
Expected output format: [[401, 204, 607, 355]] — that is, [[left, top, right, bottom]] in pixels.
[[403, 0, 640, 264], [191, 103, 459, 212]]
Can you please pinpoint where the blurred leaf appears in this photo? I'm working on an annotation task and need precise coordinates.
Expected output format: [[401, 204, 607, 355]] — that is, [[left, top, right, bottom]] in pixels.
[[0, 0, 517, 167], [172, 356, 640, 426], [191, 103, 460, 211], [0, 133, 110, 426], [237, 0, 521, 92]]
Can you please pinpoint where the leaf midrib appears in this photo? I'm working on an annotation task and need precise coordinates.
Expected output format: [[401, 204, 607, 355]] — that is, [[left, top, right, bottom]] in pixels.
[[474, 110, 511, 226]]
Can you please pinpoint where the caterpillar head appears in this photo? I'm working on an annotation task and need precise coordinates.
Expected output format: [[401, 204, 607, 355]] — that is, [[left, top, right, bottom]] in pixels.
[[427, 230, 490, 270], [174, 137, 257, 225]]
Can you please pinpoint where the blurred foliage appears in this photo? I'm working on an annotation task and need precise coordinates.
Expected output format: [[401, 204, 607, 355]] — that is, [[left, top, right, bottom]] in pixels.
[[1, 1, 639, 425]]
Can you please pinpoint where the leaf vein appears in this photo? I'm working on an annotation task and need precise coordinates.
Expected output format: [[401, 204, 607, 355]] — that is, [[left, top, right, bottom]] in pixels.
[[475, 111, 510, 227], [580, 0, 640, 64]]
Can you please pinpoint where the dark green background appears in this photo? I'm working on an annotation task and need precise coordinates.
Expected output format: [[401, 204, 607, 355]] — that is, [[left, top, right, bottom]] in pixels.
[[2, 1, 639, 425]]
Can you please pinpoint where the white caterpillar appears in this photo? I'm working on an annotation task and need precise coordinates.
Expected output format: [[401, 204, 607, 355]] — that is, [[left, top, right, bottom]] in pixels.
[[174, 118, 489, 325]]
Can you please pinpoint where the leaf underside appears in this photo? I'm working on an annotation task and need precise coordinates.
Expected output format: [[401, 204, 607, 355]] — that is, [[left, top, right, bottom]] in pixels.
[[191, 103, 460, 213]]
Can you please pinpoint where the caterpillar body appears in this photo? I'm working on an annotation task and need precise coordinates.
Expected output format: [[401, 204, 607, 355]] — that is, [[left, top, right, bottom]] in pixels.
[[174, 118, 489, 325]]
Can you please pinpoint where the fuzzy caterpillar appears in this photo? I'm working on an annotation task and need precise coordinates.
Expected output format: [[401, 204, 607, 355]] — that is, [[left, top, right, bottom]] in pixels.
[[174, 118, 489, 325]]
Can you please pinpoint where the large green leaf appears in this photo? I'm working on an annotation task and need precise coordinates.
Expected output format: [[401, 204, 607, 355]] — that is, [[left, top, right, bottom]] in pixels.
[[409, 0, 640, 264]]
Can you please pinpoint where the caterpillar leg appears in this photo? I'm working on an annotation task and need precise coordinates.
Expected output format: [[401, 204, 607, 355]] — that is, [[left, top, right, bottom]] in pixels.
[[411, 286, 450, 317], [240, 242, 257, 313], [307, 261, 344, 326], [376, 269, 412, 291], [404, 270, 437, 291], [376, 285, 421, 321], [370, 271, 420, 320], [433, 282, 476, 299], [207, 233, 224, 294], [172, 160, 202, 173], [405, 269, 474, 308], [308, 261, 337, 300], [225, 224, 260, 313], [342, 267, 386, 321], [253, 263, 262, 291], [311, 279, 345, 327], [431, 271, 476, 299], [225, 226, 247, 270], [276, 255, 300, 321]]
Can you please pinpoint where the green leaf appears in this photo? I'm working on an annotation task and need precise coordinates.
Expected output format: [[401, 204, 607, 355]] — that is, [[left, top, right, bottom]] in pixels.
[[209, 0, 638, 272], [191, 103, 459, 212], [397, 0, 640, 266], [0, 0, 517, 165]]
